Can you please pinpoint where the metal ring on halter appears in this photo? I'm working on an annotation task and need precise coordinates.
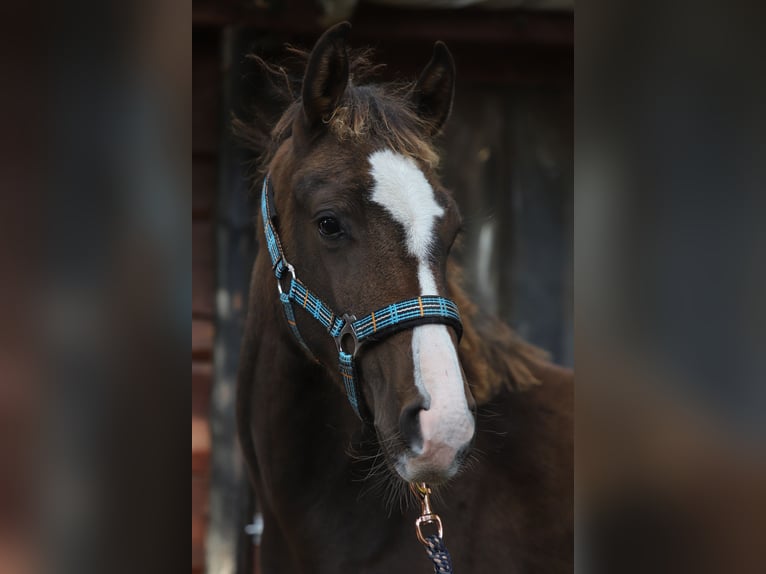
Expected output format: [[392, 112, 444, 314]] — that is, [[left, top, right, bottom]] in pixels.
[[276, 262, 296, 295], [334, 314, 360, 357]]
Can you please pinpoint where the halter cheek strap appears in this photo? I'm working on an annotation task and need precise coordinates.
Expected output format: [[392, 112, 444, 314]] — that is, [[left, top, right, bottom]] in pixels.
[[261, 175, 463, 421]]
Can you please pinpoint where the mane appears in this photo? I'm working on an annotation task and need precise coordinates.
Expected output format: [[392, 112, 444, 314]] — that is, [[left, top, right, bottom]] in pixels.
[[447, 261, 550, 403], [233, 47, 439, 181], [235, 46, 550, 404]]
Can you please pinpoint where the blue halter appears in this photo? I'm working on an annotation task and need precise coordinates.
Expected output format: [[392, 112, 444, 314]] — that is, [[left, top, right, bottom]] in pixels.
[[261, 175, 463, 421]]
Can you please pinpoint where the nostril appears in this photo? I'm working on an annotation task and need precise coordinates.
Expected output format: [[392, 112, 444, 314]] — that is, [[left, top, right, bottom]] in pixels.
[[399, 401, 424, 453]]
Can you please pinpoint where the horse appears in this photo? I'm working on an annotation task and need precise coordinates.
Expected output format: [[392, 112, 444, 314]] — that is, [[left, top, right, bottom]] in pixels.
[[236, 22, 573, 574]]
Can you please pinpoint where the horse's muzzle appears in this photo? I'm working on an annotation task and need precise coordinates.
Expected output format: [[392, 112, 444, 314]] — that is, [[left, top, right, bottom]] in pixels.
[[395, 411, 475, 484]]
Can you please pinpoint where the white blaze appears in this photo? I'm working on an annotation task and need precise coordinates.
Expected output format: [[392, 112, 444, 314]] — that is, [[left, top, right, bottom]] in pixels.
[[368, 149, 474, 474]]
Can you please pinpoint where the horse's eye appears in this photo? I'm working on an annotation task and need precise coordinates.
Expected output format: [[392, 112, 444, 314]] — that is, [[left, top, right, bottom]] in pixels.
[[317, 217, 343, 238]]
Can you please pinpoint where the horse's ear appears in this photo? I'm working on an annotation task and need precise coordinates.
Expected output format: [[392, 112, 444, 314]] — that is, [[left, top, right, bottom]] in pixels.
[[302, 22, 351, 128], [412, 41, 456, 136]]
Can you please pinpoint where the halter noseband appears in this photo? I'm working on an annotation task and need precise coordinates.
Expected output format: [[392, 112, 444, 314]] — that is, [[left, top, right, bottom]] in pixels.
[[261, 175, 463, 421]]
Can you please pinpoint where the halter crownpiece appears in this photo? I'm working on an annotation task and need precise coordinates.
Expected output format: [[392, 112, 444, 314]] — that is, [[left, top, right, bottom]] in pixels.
[[260, 174, 463, 421]]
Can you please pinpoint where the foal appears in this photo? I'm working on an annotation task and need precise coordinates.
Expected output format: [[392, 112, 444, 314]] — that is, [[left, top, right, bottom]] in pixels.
[[237, 22, 573, 573]]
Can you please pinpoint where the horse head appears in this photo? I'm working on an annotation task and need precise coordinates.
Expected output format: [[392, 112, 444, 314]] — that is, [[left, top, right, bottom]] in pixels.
[[265, 22, 475, 485]]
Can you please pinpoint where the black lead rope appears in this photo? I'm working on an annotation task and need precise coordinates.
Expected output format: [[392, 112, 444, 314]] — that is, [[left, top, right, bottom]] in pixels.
[[411, 483, 454, 573], [424, 535, 454, 574]]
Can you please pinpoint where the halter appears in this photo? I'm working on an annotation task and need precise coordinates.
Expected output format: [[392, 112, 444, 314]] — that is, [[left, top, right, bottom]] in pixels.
[[260, 174, 463, 421]]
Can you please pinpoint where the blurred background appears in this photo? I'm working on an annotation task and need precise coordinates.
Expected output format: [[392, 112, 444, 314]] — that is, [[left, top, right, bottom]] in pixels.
[[192, 1, 572, 573], [1, 1, 762, 573], [576, 2, 766, 572]]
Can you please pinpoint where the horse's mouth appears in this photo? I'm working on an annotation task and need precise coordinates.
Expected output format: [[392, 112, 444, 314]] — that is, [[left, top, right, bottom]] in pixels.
[[391, 443, 469, 485], [372, 413, 475, 486]]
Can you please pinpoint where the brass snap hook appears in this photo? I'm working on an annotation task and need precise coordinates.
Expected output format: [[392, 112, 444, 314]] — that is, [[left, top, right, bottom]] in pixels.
[[410, 482, 444, 545]]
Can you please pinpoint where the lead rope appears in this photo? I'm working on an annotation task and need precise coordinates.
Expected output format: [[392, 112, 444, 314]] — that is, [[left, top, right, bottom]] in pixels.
[[410, 483, 454, 574]]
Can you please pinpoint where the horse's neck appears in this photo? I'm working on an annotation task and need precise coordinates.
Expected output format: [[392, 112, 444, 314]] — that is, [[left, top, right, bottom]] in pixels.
[[245, 279, 407, 556]]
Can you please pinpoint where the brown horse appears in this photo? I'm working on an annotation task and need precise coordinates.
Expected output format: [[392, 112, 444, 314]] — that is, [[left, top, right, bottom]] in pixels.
[[237, 22, 573, 573]]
